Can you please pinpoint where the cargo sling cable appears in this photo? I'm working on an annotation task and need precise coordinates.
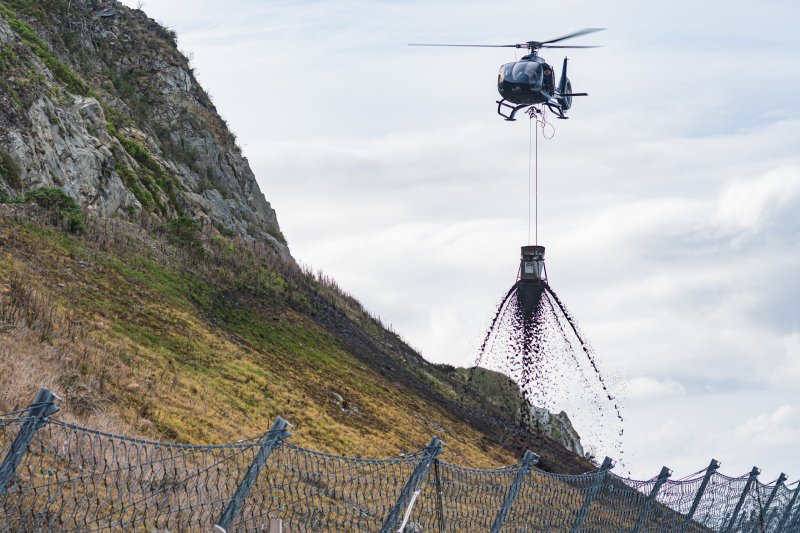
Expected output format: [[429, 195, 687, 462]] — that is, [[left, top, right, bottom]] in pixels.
[[527, 107, 554, 247]]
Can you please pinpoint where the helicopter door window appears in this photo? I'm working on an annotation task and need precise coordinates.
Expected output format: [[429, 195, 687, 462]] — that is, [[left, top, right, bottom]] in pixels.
[[543, 67, 554, 92]]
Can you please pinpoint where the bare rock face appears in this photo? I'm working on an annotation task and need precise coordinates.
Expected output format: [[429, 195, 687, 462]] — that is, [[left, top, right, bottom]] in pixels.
[[528, 406, 584, 457], [0, 1, 289, 258], [7, 93, 138, 217]]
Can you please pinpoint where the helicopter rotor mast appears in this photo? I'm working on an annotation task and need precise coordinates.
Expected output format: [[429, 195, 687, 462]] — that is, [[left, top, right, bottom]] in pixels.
[[524, 28, 605, 55]]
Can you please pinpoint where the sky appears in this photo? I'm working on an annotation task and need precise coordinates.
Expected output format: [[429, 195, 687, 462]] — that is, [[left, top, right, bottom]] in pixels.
[[122, 0, 800, 480]]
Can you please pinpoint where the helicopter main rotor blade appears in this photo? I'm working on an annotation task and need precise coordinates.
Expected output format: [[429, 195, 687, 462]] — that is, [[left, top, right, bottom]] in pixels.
[[541, 45, 601, 48], [540, 28, 605, 45], [408, 43, 519, 48]]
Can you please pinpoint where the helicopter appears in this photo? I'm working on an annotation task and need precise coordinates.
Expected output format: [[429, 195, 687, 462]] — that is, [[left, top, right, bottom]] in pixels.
[[410, 28, 604, 121]]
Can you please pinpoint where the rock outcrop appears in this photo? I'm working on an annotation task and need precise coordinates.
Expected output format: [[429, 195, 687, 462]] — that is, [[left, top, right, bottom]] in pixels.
[[0, 0, 288, 257], [528, 406, 584, 457], [452, 366, 585, 456]]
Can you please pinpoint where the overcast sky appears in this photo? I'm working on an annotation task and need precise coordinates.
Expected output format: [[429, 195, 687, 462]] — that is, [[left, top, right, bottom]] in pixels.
[[123, 0, 800, 480]]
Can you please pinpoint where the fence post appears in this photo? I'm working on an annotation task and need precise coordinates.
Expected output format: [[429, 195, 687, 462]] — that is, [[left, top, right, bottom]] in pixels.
[[631, 466, 672, 533], [774, 481, 800, 532], [379, 437, 443, 533], [570, 456, 614, 533], [434, 459, 445, 533], [724, 466, 761, 533], [758, 472, 787, 532], [214, 416, 291, 532], [0, 388, 60, 496], [490, 450, 540, 533], [680, 458, 721, 532]]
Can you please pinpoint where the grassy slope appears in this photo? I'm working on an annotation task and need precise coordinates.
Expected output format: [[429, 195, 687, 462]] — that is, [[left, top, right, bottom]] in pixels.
[[0, 207, 592, 472]]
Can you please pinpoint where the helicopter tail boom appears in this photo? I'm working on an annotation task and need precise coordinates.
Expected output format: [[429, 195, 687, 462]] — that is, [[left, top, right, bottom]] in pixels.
[[558, 57, 569, 95], [556, 57, 577, 112]]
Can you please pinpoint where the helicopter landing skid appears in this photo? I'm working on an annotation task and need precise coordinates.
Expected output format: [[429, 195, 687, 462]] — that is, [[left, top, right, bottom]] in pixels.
[[496, 100, 530, 121], [545, 103, 569, 119]]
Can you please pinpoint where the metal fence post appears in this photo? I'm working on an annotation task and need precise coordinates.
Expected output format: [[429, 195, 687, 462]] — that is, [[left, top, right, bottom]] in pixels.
[[433, 459, 445, 533], [214, 416, 291, 532], [724, 466, 761, 533], [490, 450, 540, 533], [379, 437, 443, 533], [631, 466, 672, 533], [758, 473, 788, 532], [570, 456, 614, 533], [680, 458, 721, 532], [0, 388, 59, 496], [775, 481, 800, 532]]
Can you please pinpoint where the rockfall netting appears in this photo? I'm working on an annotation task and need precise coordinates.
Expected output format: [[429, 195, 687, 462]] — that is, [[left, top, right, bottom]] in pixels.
[[1, 402, 797, 532]]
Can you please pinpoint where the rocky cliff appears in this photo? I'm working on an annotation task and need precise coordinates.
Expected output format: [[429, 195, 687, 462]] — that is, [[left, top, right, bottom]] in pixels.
[[0, 0, 288, 256]]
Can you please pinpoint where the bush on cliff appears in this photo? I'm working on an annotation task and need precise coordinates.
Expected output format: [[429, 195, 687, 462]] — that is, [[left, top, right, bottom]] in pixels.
[[24, 187, 84, 234]]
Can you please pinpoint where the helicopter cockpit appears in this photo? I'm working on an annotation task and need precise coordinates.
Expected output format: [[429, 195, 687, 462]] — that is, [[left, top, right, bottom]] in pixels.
[[498, 61, 553, 105], [500, 62, 543, 87]]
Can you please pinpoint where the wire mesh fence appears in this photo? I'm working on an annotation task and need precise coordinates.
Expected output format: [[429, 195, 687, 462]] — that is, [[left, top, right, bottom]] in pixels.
[[230, 443, 420, 531], [0, 389, 798, 532]]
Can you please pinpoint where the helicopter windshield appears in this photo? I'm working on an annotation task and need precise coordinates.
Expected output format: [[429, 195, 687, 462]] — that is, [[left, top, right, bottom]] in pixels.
[[500, 62, 542, 86]]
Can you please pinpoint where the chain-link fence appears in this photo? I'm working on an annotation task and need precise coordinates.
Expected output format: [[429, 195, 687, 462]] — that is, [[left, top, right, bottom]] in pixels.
[[0, 388, 798, 532]]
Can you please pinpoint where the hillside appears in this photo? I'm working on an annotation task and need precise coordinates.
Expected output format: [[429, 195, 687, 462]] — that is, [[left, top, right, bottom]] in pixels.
[[0, 0, 593, 474], [0, 205, 590, 472]]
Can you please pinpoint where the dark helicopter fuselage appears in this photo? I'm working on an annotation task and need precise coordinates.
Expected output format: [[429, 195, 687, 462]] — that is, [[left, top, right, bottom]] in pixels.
[[410, 27, 600, 121], [497, 55, 556, 105]]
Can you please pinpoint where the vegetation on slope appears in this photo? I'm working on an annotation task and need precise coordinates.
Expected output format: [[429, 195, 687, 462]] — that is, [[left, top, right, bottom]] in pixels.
[[0, 204, 592, 472]]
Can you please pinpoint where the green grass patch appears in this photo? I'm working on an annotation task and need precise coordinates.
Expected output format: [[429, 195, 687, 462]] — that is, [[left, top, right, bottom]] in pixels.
[[109, 129, 181, 215], [0, 3, 89, 95]]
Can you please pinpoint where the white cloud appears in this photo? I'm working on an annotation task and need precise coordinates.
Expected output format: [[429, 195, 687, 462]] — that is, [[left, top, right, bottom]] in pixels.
[[715, 166, 800, 233], [735, 405, 800, 447], [625, 377, 686, 399]]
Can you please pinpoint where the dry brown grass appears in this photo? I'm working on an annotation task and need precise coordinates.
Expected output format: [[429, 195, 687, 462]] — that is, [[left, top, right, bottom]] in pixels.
[[0, 270, 133, 436]]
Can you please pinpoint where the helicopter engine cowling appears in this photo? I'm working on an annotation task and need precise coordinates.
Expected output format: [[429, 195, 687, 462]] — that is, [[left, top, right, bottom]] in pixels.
[[557, 78, 573, 110]]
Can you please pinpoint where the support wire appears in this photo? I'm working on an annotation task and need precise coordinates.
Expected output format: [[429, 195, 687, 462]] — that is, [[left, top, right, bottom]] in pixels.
[[527, 106, 553, 246], [528, 116, 532, 245], [528, 115, 540, 246]]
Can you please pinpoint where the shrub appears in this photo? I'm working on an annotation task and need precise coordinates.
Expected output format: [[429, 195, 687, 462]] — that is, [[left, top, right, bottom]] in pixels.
[[25, 187, 84, 234], [266, 226, 288, 246], [166, 216, 202, 251], [0, 150, 21, 189]]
